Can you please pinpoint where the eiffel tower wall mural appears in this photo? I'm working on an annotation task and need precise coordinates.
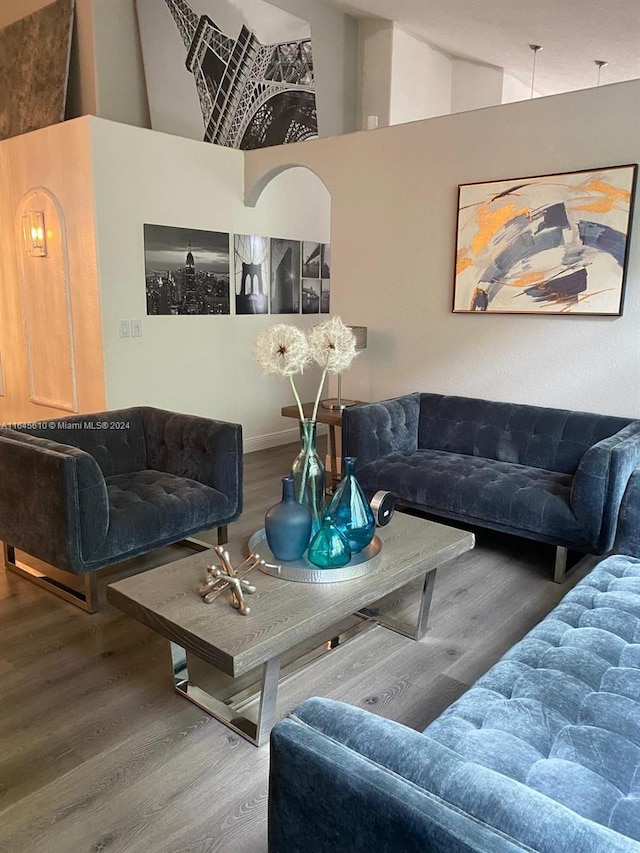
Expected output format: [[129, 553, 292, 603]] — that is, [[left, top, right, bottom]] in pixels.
[[136, 0, 318, 149]]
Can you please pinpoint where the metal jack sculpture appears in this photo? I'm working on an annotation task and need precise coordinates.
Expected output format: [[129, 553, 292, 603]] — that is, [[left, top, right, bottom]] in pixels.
[[197, 545, 275, 615]]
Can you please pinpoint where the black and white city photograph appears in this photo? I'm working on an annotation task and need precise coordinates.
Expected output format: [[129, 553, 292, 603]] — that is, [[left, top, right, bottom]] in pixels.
[[270, 238, 301, 314], [321, 242, 331, 278], [321, 278, 331, 313], [301, 278, 321, 314], [235, 234, 269, 314], [136, 0, 318, 150], [144, 224, 230, 315], [302, 241, 321, 278]]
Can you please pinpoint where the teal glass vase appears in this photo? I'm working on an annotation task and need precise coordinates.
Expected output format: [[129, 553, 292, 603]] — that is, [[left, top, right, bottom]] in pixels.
[[307, 514, 351, 569], [326, 457, 375, 554], [291, 418, 326, 534]]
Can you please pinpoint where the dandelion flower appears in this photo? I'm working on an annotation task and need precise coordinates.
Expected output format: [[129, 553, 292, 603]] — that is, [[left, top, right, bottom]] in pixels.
[[254, 324, 310, 377], [309, 316, 357, 374]]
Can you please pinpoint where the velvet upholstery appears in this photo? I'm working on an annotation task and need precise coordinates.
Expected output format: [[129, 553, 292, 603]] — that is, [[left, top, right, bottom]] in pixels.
[[268, 472, 640, 853], [343, 393, 640, 555], [0, 407, 242, 574]]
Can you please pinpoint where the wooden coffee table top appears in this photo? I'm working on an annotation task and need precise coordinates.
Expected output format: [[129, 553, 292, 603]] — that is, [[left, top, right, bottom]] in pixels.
[[107, 513, 474, 678]]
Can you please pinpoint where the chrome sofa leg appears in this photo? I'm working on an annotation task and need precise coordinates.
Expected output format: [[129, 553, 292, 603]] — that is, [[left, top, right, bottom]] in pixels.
[[2, 542, 98, 612], [554, 546, 568, 584]]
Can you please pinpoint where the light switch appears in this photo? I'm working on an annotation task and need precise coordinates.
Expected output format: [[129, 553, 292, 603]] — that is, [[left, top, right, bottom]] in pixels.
[[119, 319, 130, 338], [131, 319, 143, 337]]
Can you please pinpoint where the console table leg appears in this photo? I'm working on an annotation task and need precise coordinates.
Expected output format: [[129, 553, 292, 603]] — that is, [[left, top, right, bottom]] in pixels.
[[170, 641, 281, 747]]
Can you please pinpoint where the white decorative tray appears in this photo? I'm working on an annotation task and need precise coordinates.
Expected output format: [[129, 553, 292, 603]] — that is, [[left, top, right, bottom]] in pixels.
[[248, 529, 382, 583]]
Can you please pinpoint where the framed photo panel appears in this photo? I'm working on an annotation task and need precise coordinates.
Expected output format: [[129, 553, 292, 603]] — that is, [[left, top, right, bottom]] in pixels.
[[452, 164, 637, 315], [144, 224, 230, 315], [234, 234, 269, 314], [270, 239, 301, 314]]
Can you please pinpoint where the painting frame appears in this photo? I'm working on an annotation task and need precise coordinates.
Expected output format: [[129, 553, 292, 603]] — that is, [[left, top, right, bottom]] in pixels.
[[452, 164, 638, 316]]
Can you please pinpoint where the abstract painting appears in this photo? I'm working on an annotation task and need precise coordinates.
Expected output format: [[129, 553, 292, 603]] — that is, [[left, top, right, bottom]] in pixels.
[[453, 165, 637, 315], [144, 224, 230, 315], [0, 0, 74, 142], [136, 0, 317, 149], [235, 234, 269, 314]]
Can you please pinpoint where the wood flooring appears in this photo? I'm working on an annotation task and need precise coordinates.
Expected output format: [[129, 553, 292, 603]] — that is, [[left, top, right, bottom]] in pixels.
[[0, 440, 599, 852]]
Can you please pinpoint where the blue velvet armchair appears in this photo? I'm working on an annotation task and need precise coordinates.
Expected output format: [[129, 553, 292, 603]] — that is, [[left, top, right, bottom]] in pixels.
[[0, 407, 243, 611]]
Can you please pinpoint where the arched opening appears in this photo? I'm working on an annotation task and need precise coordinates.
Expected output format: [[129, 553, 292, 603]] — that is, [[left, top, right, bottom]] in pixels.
[[15, 187, 78, 412]]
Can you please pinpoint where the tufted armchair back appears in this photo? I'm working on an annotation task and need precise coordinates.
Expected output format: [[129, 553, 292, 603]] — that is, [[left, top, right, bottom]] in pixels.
[[418, 393, 632, 474], [14, 409, 147, 476]]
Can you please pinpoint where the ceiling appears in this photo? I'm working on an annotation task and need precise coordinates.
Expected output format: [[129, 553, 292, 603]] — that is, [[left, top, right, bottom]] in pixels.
[[323, 0, 640, 96]]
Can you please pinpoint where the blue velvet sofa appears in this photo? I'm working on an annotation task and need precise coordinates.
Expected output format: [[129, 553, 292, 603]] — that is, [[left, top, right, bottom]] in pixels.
[[342, 393, 640, 581], [268, 474, 640, 853]]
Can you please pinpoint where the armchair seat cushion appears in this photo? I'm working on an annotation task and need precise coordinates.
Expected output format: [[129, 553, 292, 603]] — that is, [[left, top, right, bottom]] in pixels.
[[356, 449, 588, 547], [91, 470, 233, 568]]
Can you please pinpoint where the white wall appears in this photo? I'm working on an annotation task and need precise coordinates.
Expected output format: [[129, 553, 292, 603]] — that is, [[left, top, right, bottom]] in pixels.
[[245, 81, 640, 418], [390, 26, 452, 124], [357, 18, 393, 129], [502, 71, 537, 104], [90, 118, 331, 450], [451, 60, 504, 113]]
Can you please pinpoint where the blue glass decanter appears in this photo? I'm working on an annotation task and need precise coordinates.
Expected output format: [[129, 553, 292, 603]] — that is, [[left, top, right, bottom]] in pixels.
[[307, 514, 351, 569], [265, 476, 312, 561], [326, 457, 375, 555]]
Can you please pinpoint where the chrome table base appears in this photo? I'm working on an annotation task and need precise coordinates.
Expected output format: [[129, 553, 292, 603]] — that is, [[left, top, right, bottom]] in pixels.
[[169, 567, 438, 746]]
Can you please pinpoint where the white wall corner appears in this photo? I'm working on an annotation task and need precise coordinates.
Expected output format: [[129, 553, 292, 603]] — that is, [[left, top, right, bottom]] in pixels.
[[451, 59, 504, 113], [358, 17, 393, 129], [389, 24, 452, 124]]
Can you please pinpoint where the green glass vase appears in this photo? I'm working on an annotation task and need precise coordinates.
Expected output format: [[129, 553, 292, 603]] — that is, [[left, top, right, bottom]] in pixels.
[[307, 514, 351, 569], [291, 418, 326, 534]]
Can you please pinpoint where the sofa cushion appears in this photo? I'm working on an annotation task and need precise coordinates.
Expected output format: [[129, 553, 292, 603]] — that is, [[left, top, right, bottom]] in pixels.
[[356, 449, 588, 546], [417, 394, 631, 474], [89, 469, 233, 567], [424, 554, 640, 841]]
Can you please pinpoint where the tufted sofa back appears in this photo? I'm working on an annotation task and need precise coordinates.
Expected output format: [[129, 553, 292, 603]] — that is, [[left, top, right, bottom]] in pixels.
[[418, 393, 632, 474], [422, 553, 640, 847], [14, 408, 147, 477]]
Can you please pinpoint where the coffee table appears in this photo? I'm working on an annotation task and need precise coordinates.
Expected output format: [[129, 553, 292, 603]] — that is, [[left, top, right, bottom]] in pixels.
[[107, 513, 474, 746]]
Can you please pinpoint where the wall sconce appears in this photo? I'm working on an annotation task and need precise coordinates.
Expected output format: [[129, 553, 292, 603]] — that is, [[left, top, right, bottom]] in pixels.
[[322, 325, 368, 411], [22, 210, 47, 257]]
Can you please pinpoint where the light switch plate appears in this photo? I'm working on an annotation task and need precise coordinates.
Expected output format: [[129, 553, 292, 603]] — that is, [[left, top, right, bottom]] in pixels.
[[131, 319, 143, 337], [119, 319, 130, 338]]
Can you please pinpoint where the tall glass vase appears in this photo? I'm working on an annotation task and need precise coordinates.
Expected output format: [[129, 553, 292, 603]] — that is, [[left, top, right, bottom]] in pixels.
[[292, 418, 326, 534]]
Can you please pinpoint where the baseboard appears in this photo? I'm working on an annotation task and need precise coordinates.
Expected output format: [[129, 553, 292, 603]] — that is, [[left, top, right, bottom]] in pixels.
[[244, 424, 327, 455]]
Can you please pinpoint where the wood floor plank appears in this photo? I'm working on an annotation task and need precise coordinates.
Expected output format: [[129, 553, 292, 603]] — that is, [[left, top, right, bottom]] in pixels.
[[0, 438, 608, 852]]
